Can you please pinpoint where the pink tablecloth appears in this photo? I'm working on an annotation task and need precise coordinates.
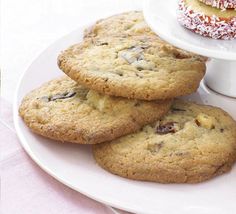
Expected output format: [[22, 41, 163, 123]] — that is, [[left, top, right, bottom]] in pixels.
[[0, 99, 129, 214]]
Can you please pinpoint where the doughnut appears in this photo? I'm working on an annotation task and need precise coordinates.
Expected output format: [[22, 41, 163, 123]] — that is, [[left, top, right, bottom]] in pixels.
[[199, 0, 236, 10], [177, 0, 236, 40]]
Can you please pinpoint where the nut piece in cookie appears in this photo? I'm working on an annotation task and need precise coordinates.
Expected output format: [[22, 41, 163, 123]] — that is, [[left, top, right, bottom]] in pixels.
[[156, 122, 180, 134], [195, 113, 217, 129]]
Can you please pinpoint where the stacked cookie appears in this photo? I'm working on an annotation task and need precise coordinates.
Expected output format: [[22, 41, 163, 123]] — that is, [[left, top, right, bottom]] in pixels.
[[177, 0, 236, 40], [19, 11, 236, 183]]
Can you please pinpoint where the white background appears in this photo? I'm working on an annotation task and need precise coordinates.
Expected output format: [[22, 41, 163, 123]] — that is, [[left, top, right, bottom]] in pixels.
[[2, 0, 142, 103]]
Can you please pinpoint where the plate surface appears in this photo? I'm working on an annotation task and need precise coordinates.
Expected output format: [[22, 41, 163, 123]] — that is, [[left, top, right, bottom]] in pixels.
[[143, 0, 236, 60], [14, 25, 236, 214]]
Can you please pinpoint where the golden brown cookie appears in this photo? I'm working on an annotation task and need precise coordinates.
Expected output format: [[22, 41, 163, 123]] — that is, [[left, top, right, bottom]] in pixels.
[[58, 35, 206, 100], [19, 76, 172, 144], [84, 11, 156, 39], [93, 100, 236, 183]]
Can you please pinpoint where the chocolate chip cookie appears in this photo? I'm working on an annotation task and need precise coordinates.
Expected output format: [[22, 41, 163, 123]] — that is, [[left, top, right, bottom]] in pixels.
[[19, 76, 171, 144], [93, 100, 236, 183], [84, 11, 156, 39], [58, 35, 206, 100]]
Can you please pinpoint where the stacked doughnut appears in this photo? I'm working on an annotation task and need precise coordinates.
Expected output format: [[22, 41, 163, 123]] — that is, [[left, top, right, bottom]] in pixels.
[[177, 0, 236, 39]]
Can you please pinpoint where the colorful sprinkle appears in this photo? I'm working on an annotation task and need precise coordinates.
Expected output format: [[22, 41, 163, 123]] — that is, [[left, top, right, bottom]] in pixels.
[[177, 0, 236, 40], [199, 0, 236, 10]]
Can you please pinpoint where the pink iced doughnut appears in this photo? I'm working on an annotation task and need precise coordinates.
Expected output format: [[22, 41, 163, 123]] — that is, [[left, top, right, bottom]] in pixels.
[[177, 0, 236, 40]]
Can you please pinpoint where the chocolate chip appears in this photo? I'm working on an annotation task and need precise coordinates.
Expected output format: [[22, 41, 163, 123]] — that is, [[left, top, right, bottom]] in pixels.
[[51, 92, 76, 101], [156, 122, 177, 134], [220, 128, 224, 133], [120, 45, 147, 64], [41, 91, 76, 102], [128, 45, 136, 50], [136, 67, 143, 71], [172, 108, 186, 112], [99, 42, 108, 46], [94, 41, 108, 46], [195, 119, 200, 126]]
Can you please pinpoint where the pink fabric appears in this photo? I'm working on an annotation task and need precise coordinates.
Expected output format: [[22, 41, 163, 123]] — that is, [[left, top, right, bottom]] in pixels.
[[0, 99, 129, 214]]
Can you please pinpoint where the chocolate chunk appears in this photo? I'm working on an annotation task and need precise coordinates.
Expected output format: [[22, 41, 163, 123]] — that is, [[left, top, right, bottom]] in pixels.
[[98, 42, 108, 46], [172, 108, 186, 112], [50, 92, 76, 101], [195, 119, 200, 126], [156, 122, 177, 134], [127, 45, 136, 50], [104, 78, 109, 82], [94, 40, 109, 46], [134, 102, 141, 107], [120, 45, 148, 64], [136, 67, 143, 71], [121, 50, 143, 64], [220, 128, 224, 133], [41, 91, 76, 102]]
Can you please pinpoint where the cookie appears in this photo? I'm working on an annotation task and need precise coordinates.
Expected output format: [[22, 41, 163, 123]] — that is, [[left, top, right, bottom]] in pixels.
[[178, 0, 236, 40], [84, 11, 156, 39], [93, 100, 236, 183], [58, 35, 206, 100], [19, 76, 172, 144], [198, 0, 236, 9]]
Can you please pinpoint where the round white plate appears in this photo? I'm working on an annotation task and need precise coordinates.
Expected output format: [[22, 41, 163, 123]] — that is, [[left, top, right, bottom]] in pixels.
[[14, 25, 236, 214], [143, 0, 236, 60]]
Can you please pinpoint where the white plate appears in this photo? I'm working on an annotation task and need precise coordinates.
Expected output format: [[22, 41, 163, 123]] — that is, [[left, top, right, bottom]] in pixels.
[[13, 25, 236, 214], [143, 0, 236, 60]]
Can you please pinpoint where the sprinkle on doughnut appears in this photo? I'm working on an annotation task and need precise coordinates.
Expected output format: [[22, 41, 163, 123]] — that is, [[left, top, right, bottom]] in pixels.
[[199, 0, 236, 10], [177, 0, 236, 40]]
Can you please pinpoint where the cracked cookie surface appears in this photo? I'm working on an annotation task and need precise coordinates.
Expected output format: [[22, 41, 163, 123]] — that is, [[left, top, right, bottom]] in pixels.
[[93, 100, 236, 183], [58, 34, 206, 100], [19, 76, 171, 144], [84, 11, 156, 39]]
